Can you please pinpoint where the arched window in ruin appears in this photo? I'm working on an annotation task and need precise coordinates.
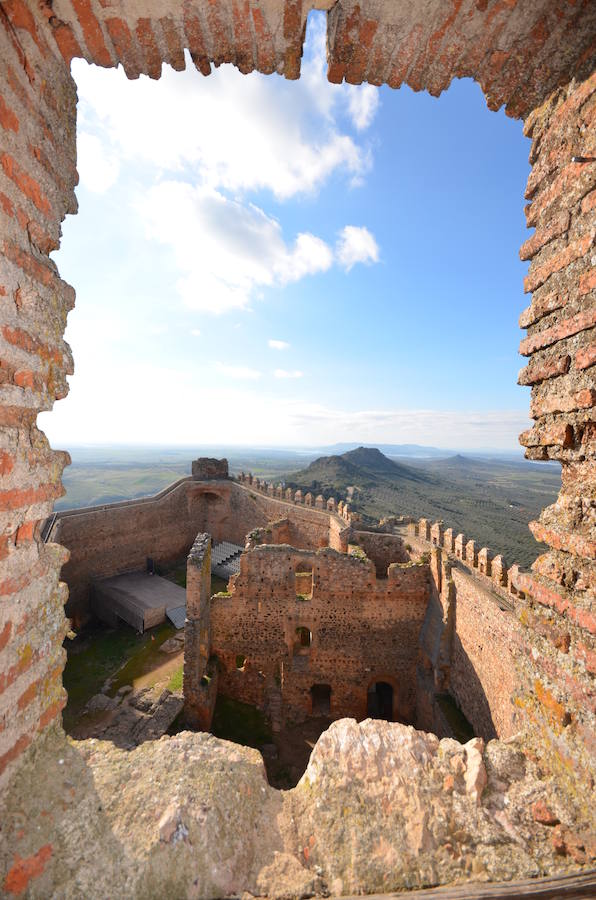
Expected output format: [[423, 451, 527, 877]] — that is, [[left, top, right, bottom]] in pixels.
[[294, 626, 312, 655]]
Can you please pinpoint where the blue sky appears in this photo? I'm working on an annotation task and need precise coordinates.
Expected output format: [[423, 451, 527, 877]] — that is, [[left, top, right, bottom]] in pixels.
[[39, 12, 532, 451]]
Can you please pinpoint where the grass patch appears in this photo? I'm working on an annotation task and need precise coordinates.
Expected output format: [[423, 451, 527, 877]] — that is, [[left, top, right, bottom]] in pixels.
[[62, 620, 174, 731], [167, 663, 184, 692], [211, 695, 272, 749]]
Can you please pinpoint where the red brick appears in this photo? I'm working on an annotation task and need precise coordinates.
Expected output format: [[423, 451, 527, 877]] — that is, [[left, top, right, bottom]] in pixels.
[[0, 621, 12, 653], [517, 354, 570, 385], [531, 387, 596, 417], [0, 451, 15, 476], [16, 520, 36, 543], [38, 696, 65, 731], [2, 325, 62, 365], [0, 733, 32, 779], [0, 406, 37, 428], [105, 18, 140, 77], [231, 1, 254, 74], [0, 154, 51, 216], [183, 5, 211, 75], [16, 677, 39, 712], [524, 231, 594, 294], [159, 17, 185, 72], [0, 93, 19, 133], [135, 19, 163, 79], [519, 308, 596, 356], [519, 422, 573, 448], [3, 844, 52, 896], [251, 7, 275, 74], [51, 22, 83, 64], [578, 267, 596, 296], [0, 482, 62, 512], [528, 523, 596, 564], [576, 344, 596, 371], [519, 211, 569, 261], [2, 0, 50, 57], [70, 0, 112, 67]]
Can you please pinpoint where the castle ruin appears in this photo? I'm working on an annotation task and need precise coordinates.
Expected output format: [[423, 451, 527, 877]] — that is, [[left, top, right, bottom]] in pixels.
[[1, 0, 595, 896]]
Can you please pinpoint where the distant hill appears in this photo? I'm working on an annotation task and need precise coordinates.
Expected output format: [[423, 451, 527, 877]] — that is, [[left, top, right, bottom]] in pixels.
[[311, 442, 451, 459], [289, 447, 433, 490], [285, 447, 561, 569]]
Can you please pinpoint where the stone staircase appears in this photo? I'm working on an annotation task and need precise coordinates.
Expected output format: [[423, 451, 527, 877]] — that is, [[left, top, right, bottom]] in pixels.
[[211, 541, 243, 579]]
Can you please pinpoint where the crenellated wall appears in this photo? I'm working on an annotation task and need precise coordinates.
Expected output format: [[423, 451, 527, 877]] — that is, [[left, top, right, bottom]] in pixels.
[[51, 469, 351, 624], [411, 513, 596, 814]]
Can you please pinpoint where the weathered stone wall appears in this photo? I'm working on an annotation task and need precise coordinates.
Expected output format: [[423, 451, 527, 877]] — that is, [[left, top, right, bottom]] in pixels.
[[206, 544, 430, 725], [411, 511, 596, 826], [353, 529, 409, 576], [184, 533, 217, 729], [52, 477, 346, 624], [0, 0, 78, 787]]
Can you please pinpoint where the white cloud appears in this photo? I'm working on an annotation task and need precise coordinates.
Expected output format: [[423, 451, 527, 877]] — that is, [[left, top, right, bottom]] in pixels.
[[347, 85, 380, 132], [77, 132, 119, 193], [337, 225, 380, 271], [269, 339, 290, 350], [72, 38, 371, 200], [216, 362, 262, 380], [274, 369, 303, 379], [190, 328, 201, 337], [138, 181, 334, 314]]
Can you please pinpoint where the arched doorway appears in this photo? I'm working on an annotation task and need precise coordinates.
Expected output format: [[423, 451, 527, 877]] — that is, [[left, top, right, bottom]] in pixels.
[[367, 681, 394, 721]]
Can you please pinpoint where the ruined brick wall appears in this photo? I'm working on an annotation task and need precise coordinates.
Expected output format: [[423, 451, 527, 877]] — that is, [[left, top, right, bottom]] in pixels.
[[191, 457, 228, 480], [0, 3, 78, 785], [184, 533, 217, 729], [352, 529, 409, 577], [449, 568, 524, 741], [205, 545, 430, 725], [515, 72, 596, 808], [52, 477, 345, 624]]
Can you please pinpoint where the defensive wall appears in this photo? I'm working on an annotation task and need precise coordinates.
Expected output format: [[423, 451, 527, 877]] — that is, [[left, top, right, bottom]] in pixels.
[[49, 462, 352, 624], [184, 537, 430, 728], [0, 0, 595, 895], [408, 516, 595, 819]]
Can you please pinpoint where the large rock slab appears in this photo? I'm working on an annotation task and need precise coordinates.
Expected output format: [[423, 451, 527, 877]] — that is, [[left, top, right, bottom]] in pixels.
[[1, 720, 590, 898]]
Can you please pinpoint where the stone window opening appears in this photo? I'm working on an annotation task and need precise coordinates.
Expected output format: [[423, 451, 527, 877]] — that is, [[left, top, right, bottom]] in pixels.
[[310, 684, 331, 717], [367, 680, 395, 721], [295, 568, 313, 601], [294, 626, 312, 655], [236, 654, 247, 671]]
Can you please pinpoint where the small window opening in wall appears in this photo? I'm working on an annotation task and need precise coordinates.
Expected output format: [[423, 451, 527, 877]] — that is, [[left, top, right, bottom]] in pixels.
[[295, 569, 313, 600], [311, 683, 331, 716], [236, 654, 246, 670], [294, 626, 312, 655], [367, 681, 393, 721]]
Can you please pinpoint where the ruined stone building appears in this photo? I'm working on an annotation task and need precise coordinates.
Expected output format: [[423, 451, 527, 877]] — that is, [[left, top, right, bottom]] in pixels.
[[1, 1, 595, 897]]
